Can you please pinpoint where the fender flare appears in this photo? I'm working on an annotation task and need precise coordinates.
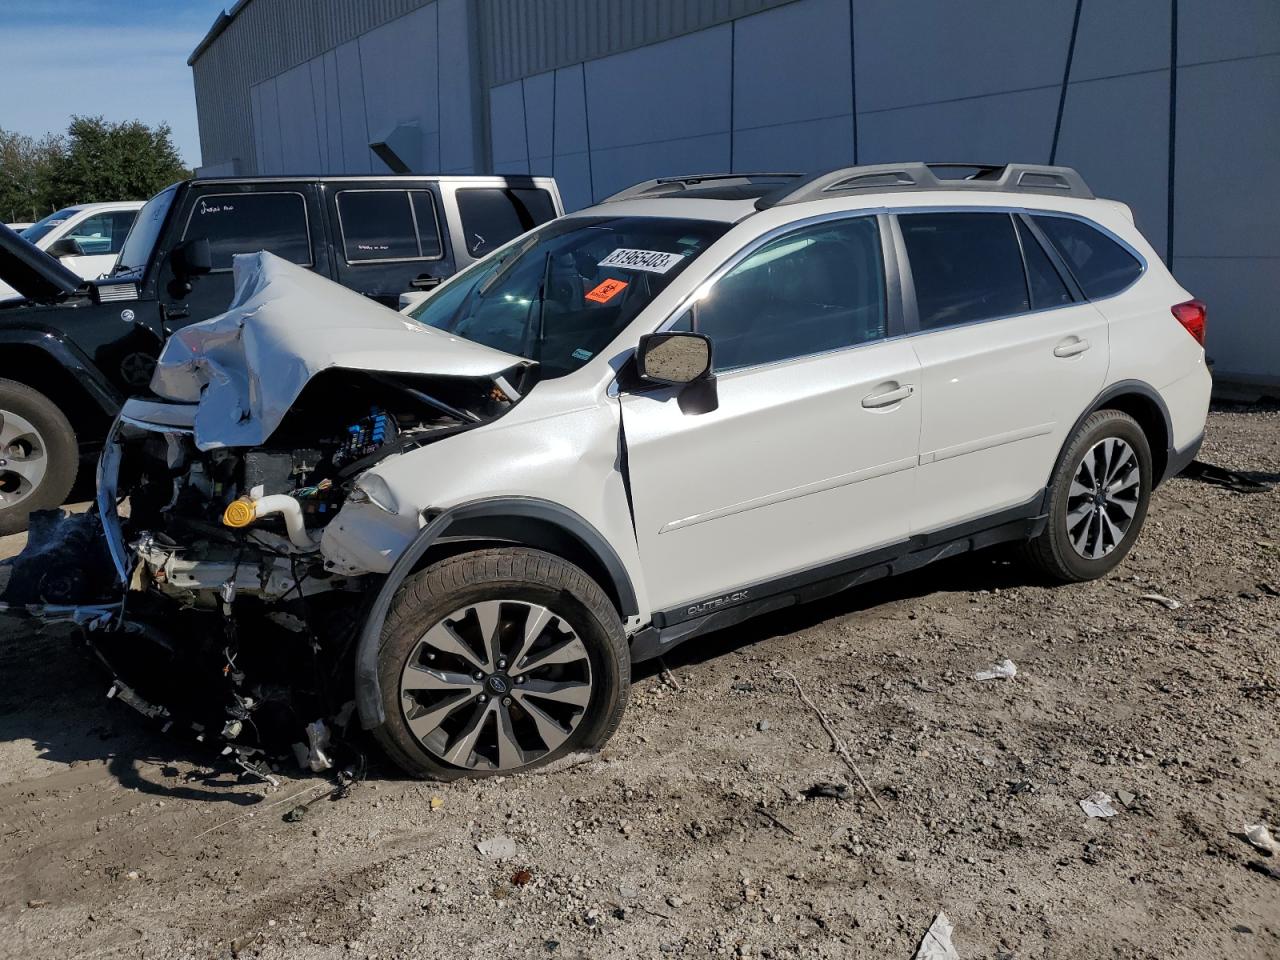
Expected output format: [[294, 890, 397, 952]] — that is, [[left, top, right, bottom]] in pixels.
[[0, 328, 121, 414], [353, 497, 639, 729], [1040, 378, 1174, 512]]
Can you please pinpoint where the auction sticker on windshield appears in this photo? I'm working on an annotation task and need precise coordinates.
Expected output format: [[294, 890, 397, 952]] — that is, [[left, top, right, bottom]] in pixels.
[[585, 278, 628, 303], [598, 248, 684, 274]]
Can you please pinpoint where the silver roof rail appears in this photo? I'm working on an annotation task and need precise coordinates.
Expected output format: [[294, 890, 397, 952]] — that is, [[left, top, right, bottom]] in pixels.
[[754, 162, 1094, 210], [600, 172, 803, 204]]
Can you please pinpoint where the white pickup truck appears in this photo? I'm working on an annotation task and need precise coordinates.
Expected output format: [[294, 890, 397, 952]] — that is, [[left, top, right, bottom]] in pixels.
[[0, 201, 143, 302]]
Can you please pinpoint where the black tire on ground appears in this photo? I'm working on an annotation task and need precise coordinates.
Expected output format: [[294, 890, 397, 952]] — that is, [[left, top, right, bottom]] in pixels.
[[1023, 408, 1153, 582], [0, 378, 78, 537], [372, 547, 630, 780]]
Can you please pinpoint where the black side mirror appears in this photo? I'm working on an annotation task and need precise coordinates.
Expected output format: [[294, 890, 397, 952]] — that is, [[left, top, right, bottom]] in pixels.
[[636, 332, 713, 386], [45, 237, 84, 259], [169, 237, 212, 297], [172, 237, 212, 280]]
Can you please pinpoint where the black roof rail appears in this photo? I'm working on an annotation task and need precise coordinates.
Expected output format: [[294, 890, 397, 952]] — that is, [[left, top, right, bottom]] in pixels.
[[754, 162, 1093, 210], [600, 172, 803, 204]]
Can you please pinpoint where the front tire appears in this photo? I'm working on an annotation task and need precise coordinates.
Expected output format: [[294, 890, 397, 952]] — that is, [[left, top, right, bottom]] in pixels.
[[0, 379, 78, 537], [1024, 409, 1152, 582], [372, 548, 630, 780]]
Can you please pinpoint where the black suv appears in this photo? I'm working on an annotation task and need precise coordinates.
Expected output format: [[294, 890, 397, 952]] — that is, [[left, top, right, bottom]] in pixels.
[[0, 174, 562, 533]]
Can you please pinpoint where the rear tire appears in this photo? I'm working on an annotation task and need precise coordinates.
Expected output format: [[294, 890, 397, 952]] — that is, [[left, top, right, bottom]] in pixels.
[[0, 379, 78, 537], [1023, 409, 1152, 582], [372, 547, 630, 780]]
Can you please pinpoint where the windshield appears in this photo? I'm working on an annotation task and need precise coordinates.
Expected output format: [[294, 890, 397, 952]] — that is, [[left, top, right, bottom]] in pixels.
[[20, 208, 78, 244], [408, 215, 729, 377], [114, 185, 177, 275]]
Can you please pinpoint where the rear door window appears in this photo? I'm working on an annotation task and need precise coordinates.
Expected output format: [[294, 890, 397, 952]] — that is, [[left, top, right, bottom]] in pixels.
[[1032, 215, 1142, 299], [1015, 217, 1073, 310], [457, 188, 557, 258], [336, 189, 443, 262], [183, 191, 311, 270], [899, 212, 1029, 330]]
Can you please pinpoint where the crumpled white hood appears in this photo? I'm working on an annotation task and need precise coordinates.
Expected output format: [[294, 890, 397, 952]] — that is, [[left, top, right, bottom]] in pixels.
[[150, 252, 523, 449]]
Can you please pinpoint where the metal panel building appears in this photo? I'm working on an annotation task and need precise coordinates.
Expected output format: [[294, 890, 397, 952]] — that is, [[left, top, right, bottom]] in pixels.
[[189, 0, 1280, 389]]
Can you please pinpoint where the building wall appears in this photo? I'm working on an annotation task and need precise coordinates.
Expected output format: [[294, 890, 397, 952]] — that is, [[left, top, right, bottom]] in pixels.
[[243, 0, 479, 176], [192, 0, 1280, 384]]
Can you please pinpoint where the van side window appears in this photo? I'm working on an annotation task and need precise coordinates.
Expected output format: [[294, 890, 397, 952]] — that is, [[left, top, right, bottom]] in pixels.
[[337, 190, 443, 263], [682, 216, 887, 372], [1032, 215, 1142, 299], [899, 212, 1028, 330], [184, 192, 310, 270], [456, 188, 557, 257], [1016, 218, 1073, 310]]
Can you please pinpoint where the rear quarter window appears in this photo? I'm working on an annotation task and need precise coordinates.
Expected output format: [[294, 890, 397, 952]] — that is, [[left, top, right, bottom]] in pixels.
[[1032, 215, 1142, 299], [456, 188, 557, 258]]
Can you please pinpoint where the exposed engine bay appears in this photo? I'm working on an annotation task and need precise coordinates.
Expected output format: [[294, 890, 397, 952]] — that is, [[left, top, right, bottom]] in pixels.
[[0, 368, 518, 781], [122, 368, 510, 602]]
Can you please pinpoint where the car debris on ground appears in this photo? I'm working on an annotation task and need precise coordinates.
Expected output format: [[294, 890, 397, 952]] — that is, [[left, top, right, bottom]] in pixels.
[[1078, 792, 1121, 818], [803, 782, 854, 801], [913, 911, 961, 960], [973, 658, 1017, 681], [1244, 823, 1276, 856]]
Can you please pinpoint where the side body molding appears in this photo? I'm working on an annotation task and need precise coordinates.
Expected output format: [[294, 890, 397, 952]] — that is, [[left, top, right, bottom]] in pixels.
[[353, 497, 639, 729]]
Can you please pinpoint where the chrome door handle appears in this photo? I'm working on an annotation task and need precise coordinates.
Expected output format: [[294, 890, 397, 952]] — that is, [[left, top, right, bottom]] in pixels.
[[861, 384, 914, 408], [1053, 337, 1091, 358]]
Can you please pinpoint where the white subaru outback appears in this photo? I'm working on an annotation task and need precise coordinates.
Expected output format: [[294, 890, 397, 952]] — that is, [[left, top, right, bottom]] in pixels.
[[82, 163, 1209, 779]]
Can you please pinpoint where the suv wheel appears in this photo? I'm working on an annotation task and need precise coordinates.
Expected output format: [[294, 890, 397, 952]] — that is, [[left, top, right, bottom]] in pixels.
[[0, 379, 78, 537], [373, 547, 630, 779], [1024, 409, 1152, 582]]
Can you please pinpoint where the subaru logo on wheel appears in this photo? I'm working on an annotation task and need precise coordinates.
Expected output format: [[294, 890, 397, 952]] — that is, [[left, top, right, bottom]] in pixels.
[[487, 675, 509, 695]]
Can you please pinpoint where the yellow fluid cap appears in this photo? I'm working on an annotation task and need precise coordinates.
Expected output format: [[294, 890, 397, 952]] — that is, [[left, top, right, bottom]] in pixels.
[[222, 498, 256, 528]]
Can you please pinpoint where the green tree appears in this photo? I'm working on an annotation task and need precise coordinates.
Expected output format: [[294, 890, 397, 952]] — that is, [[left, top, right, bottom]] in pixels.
[[0, 129, 65, 223], [44, 116, 191, 210]]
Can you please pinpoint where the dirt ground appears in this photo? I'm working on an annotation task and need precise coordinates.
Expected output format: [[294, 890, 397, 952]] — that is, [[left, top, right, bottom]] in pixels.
[[0, 405, 1277, 960]]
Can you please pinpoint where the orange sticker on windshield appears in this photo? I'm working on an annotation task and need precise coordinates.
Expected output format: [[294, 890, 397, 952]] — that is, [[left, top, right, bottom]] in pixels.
[[585, 278, 628, 303]]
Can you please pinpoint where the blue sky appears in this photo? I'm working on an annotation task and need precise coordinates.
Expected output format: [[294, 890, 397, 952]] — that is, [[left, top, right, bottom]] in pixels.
[[0, 0, 228, 166]]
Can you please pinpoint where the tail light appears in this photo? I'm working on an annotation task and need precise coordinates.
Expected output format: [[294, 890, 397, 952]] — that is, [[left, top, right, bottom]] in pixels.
[[1171, 299, 1207, 346]]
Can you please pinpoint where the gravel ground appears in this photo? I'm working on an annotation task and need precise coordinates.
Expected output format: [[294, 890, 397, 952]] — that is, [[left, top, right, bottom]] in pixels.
[[0, 405, 1276, 960]]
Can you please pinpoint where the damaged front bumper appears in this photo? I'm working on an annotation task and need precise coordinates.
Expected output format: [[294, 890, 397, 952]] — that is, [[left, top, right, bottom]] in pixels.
[[0, 398, 405, 779], [97, 397, 201, 589]]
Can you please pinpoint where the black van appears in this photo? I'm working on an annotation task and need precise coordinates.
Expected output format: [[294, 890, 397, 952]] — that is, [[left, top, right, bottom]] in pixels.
[[0, 174, 563, 533]]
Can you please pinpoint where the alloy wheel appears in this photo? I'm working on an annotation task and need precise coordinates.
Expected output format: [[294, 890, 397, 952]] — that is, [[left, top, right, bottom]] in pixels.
[[398, 599, 593, 771], [1066, 437, 1141, 560], [0, 410, 48, 508]]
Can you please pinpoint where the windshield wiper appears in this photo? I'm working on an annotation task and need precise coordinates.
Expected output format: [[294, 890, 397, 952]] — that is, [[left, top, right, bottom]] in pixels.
[[523, 251, 553, 364]]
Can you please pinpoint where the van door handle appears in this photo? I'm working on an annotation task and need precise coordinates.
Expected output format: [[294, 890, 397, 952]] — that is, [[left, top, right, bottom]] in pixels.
[[861, 384, 914, 408], [410, 275, 442, 290], [1053, 337, 1090, 358]]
